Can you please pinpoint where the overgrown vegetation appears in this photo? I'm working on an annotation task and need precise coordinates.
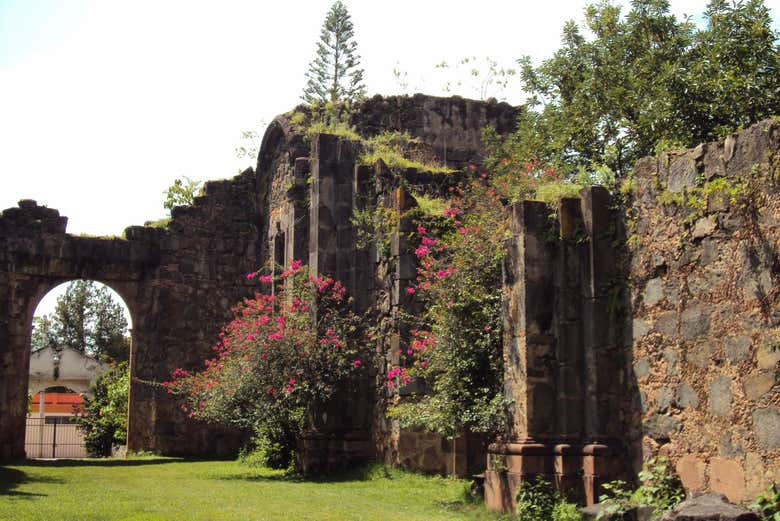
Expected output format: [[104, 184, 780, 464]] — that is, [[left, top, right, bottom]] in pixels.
[[486, 0, 780, 180], [597, 457, 684, 520], [358, 131, 453, 173], [164, 176, 203, 213], [750, 483, 780, 521], [515, 476, 582, 521]]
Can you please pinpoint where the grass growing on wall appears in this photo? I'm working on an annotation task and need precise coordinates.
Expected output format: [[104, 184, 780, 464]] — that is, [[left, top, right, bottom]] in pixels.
[[0, 457, 502, 521]]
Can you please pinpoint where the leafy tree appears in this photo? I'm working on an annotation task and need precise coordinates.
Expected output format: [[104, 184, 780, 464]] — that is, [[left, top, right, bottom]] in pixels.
[[163, 176, 202, 213], [302, 1, 366, 104], [77, 362, 129, 457], [31, 315, 58, 352], [678, 0, 780, 143], [32, 281, 129, 363], [488, 0, 779, 179]]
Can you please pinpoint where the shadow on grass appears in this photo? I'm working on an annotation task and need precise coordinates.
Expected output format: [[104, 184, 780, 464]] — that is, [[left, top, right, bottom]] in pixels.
[[215, 462, 400, 485], [18, 457, 184, 468], [0, 467, 61, 499]]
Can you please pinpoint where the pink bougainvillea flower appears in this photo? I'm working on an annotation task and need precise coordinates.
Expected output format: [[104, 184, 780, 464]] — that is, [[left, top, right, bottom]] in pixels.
[[417, 226, 427, 235], [406, 287, 416, 294], [246, 272, 256, 280], [258, 275, 272, 283], [352, 360, 361, 367]]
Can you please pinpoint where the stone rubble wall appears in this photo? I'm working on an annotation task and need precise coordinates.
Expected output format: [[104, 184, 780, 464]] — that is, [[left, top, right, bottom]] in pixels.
[[0, 168, 260, 459], [627, 119, 780, 503]]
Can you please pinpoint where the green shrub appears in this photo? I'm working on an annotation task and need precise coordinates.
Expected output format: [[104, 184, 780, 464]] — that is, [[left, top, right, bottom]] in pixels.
[[553, 501, 583, 521], [239, 420, 301, 471], [515, 476, 581, 521], [598, 457, 684, 520], [77, 362, 129, 457], [749, 483, 780, 521]]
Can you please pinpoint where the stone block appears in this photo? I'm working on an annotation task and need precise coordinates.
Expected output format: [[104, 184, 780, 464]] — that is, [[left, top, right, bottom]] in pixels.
[[708, 375, 732, 417], [644, 278, 665, 307], [675, 454, 706, 492], [744, 371, 775, 401], [634, 358, 650, 379], [757, 343, 780, 370], [709, 458, 746, 503], [654, 311, 678, 337], [668, 156, 697, 193], [753, 407, 780, 449], [656, 387, 674, 413], [643, 414, 681, 442], [633, 319, 650, 340], [692, 217, 717, 239], [675, 383, 700, 410], [680, 303, 711, 340], [660, 492, 758, 520], [725, 335, 751, 364]]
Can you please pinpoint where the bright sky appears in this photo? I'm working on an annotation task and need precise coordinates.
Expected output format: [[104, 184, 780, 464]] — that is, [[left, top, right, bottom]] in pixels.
[[2, 0, 780, 240]]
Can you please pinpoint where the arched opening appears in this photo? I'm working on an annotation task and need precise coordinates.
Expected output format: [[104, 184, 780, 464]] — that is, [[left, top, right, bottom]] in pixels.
[[25, 280, 133, 459]]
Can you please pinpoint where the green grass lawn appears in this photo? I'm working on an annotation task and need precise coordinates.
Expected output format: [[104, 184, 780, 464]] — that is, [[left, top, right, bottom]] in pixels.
[[0, 457, 503, 521]]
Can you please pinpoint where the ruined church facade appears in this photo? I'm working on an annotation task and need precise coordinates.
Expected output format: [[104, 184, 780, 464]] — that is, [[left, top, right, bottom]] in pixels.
[[2, 95, 780, 509]]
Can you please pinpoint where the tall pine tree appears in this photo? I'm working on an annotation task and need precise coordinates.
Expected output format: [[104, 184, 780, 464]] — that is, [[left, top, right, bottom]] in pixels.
[[302, 1, 366, 104]]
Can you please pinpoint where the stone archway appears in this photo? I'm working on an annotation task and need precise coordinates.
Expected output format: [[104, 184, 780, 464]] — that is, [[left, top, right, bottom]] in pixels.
[[1, 175, 260, 460]]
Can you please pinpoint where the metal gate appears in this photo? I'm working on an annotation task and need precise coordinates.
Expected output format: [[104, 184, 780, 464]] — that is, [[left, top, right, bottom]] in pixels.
[[24, 416, 88, 458]]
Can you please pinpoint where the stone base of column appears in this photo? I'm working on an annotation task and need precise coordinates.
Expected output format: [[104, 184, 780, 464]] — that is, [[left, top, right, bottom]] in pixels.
[[485, 440, 625, 512], [484, 441, 553, 512], [296, 430, 371, 476], [583, 442, 626, 505]]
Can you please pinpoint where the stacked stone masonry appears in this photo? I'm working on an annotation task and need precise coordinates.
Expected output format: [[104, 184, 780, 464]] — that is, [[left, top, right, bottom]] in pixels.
[[627, 119, 780, 504]]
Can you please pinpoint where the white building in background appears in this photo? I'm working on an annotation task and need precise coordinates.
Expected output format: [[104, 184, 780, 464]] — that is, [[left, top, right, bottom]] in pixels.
[[26, 347, 108, 458], [28, 346, 108, 396]]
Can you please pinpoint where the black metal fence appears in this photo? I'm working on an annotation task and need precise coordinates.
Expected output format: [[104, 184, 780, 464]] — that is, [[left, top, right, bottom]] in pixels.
[[25, 416, 88, 458]]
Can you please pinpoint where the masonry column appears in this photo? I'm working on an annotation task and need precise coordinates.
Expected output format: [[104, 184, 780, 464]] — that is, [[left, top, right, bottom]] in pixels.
[[485, 201, 558, 512], [553, 198, 588, 497], [309, 134, 358, 285], [580, 186, 626, 504], [299, 133, 370, 475]]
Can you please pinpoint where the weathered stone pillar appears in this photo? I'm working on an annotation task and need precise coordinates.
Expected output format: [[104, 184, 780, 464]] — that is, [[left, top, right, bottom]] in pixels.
[[298, 133, 371, 474], [554, 197, 588, 496], [309, 134, 358, 285], [352, 164, 375, 313], [287, 157, 310, 267], [580, 186, 626, 504], [485, 201, 558, 512], [486, 189, 626, 512]]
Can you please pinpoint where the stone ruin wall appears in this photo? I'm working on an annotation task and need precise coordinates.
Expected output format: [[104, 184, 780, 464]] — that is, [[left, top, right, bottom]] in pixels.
[[0, 169, 260, 459], [256, 94, 518, 475], [4, 93, 779, 507], [627, 119, 780, 503], [484, 119, 780, 512]]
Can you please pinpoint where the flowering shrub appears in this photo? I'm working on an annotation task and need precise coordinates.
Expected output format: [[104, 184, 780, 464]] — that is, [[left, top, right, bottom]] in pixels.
[[387, 158, 573, 440], [387, 175, 510, 438], [164, 261, 368, 468]]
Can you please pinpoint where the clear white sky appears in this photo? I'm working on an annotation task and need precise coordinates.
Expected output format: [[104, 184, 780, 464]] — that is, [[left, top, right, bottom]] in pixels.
[[2, 0, 779, 240]]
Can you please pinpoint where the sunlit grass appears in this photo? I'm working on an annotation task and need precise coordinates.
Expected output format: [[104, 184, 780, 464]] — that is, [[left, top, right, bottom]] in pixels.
[[0, 457, 504, 521]]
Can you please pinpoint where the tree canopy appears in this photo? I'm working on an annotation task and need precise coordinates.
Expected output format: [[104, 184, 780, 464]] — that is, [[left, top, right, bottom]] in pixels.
[[302, 1, 366, 104], [486, 0, 780, 180], [31, 280, 129, 363]]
